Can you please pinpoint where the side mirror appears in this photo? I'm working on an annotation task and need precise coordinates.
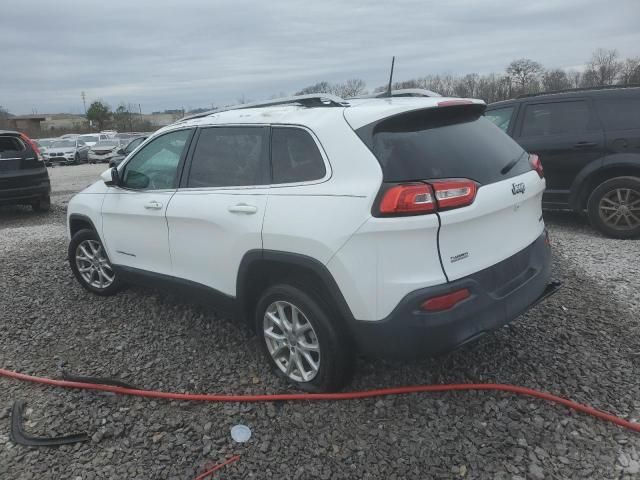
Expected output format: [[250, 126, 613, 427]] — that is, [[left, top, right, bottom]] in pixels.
[[101, 167, 120, 187]]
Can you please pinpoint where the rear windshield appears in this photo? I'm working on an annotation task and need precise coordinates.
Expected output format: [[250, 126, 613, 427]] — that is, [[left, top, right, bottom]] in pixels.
[[356, 106, 530, 185], [0, 136, 25, 152]]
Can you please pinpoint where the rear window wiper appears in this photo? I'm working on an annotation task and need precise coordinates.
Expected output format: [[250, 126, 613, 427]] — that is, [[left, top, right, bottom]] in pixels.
[[500, 152, 526, 175]]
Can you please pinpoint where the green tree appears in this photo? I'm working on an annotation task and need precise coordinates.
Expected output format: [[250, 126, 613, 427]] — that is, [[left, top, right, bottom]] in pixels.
[[86, 100, 111, 130]]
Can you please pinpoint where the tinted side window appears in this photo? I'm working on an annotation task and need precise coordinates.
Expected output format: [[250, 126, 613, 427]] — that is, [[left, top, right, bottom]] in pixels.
[[485, 107, 514, 133], [271, 127, 326, 184], [187, 127, 269, 188], [122, 129, 191, 190], [125, 137, 144, 154], [595, 97, 640, 130], [521, 100, 594, 137], [0, 136, 25, 153]]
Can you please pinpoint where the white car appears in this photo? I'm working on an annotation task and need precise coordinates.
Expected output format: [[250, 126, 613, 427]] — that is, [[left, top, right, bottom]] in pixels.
[[66, 93, 558, 391]]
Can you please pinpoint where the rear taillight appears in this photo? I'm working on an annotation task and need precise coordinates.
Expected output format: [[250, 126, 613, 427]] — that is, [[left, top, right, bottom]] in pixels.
[[529, 154, 543, 178], [379, 183, 436, 215], [376, 179, 477, 216], [421, 288, 470, 312], [20, 133, 43, 162], [431, 179, 477, 210]]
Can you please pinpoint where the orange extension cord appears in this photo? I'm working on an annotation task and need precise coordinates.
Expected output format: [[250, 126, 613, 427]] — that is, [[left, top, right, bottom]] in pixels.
[[1, 367, 639, 433]]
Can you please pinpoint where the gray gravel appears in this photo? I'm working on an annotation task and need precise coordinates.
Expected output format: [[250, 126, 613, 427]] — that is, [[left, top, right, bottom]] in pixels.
[[1, 169, 640, 479]]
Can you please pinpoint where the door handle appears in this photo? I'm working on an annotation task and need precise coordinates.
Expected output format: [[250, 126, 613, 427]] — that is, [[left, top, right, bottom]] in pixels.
[[144, 200, 163, 210], [228, 203, 258, 214], [573, 142, 597, 148]]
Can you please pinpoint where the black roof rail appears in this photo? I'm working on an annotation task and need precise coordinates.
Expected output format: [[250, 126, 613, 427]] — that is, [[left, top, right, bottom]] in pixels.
[[517, 84, 640, 99], [177, 94, 349, 123], [349, 88, 441, 99]]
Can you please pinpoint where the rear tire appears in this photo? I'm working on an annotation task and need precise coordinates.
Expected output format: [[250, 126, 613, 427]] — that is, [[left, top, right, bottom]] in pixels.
[[68, 229, 124, 296], [32, 196, 51, 212], [255, 283, 355, 392], [587, 176, 640, 239]]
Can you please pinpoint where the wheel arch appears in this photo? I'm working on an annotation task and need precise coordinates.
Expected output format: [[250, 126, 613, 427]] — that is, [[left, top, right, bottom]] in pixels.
[[68, 213, 99, 238], [569, 154, 640, 211], [236, 250, 356, 331]]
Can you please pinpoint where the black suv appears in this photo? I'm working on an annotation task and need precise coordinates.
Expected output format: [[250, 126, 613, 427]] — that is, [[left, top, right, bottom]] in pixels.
[[0, 130, 51, 211], [485, 86, 640, 238]]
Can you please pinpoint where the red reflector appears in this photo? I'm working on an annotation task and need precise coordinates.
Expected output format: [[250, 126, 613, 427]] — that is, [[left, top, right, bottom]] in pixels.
[[529, 154, 543, 178], [379, 183, 435, 215], [421, 288, 470, 312], [437, 99, 474, 107], [431, 179, 477, 210]]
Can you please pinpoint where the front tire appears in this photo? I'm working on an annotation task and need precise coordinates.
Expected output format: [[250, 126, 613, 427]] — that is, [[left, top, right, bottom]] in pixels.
[[255, 284, 355, 392], [68, 229, 123, 296], [587, 176, 640, 239]]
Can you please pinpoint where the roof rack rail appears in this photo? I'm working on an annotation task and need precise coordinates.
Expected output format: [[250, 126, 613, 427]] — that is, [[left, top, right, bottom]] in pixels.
[[517, 83, 640, 99], [177, 94, 349, 123], [349, 88, 441, 99]]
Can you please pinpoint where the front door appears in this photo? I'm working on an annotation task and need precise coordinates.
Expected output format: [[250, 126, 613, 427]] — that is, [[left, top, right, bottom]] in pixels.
[[101, 128, 193, 275]]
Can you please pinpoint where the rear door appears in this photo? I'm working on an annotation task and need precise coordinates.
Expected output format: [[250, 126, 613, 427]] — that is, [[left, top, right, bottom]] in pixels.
[[513, 98, 605, 206], [358, 105, 545, 281], [166, 126, 270, 296]]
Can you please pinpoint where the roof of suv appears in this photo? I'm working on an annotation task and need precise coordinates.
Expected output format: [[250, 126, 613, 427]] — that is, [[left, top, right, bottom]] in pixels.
[[163, 96, 486, 133], [489, 85, 640, 108]]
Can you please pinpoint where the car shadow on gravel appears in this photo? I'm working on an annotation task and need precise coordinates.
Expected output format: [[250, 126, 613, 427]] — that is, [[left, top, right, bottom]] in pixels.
[[2, 238, 640, 479]]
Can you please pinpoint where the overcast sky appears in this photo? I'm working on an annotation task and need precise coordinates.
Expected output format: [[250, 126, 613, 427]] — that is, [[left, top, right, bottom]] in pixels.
[[1, 0, 639, 115]]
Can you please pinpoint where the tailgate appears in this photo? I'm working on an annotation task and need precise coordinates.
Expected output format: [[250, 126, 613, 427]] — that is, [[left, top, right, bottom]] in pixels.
[[437, 170, 545, 280], [354, 102, 546, 282]]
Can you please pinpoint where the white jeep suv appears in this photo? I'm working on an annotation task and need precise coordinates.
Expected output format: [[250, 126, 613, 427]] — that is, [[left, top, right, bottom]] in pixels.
[[67, 93, 558, 391]]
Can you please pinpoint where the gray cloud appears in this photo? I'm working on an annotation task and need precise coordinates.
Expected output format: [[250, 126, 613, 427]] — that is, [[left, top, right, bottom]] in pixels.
[[1, 0, 639, 114]]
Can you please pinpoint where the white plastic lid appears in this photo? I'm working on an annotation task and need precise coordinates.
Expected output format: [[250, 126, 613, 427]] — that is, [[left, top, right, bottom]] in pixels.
[[230, 424, 252, 443]]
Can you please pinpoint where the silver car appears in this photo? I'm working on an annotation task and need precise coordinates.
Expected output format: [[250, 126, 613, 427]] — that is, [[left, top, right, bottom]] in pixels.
[[44, 138, 89, 165], [87, 140, 121, 164]]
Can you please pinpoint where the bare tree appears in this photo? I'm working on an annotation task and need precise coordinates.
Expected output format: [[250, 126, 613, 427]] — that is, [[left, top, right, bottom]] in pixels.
[[567, 70, 582, 88], [619, 57, 640, 85], [542, 69, 571, 92], [0, 105, 10, 129], [506, 58, 543, 94], [295, 81, 333, 96], [333, 79, 367, 98], [586, 48, 622, 85]]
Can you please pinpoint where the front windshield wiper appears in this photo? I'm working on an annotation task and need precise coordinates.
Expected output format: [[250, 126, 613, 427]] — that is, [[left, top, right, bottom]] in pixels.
[[500, 152, 526, 175]]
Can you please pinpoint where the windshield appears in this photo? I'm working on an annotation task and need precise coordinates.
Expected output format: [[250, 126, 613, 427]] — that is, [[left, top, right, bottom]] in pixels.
[[38, 140, 54, 147], [81, 136, 99, 143], [51, 140, 75, 148], [94, 141, 119, 148]]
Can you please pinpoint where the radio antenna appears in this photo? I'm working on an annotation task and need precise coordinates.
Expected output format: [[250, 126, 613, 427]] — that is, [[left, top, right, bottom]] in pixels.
[[386, 56, 395, 97]]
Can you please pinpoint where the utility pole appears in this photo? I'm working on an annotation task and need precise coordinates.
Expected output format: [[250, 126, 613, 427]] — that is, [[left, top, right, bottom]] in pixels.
[[81, 91, 87, 115]]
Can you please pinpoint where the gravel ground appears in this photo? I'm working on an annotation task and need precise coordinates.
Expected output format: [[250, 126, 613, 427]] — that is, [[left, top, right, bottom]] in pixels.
[[1, 168, 640, 479]]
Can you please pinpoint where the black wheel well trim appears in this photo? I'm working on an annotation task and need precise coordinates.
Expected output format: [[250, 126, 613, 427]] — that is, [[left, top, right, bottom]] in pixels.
[[236, 249, 356, 327], [68, 214, 99, 237], [568, 155, 640, 210]]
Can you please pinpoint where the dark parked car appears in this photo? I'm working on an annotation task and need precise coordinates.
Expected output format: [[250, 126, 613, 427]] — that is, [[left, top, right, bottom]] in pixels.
[[485, 86, 640, 238], [108, 136, 147, 168], [0, 130, 51, 211]]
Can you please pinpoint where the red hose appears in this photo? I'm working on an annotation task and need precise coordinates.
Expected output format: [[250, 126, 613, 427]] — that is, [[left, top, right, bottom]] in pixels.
[[1, 367, 638, 433], [194, 455, 240, 480]]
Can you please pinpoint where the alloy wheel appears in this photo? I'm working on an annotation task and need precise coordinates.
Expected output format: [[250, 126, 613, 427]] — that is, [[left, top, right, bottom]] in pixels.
[[75, 240, 115, 289], [263, 300, 321, 382], [598, 187, 640, 230]]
